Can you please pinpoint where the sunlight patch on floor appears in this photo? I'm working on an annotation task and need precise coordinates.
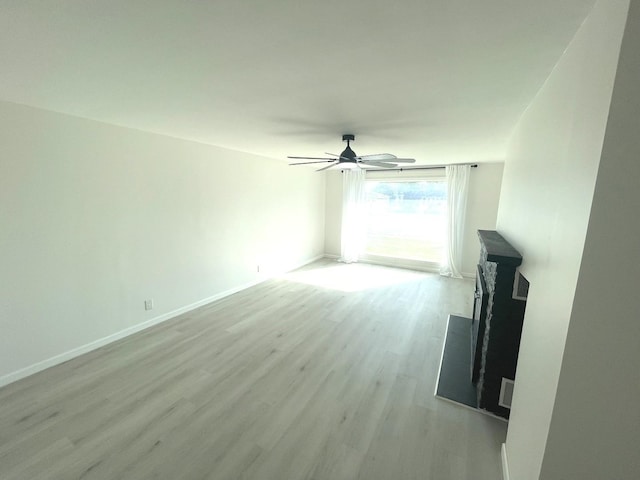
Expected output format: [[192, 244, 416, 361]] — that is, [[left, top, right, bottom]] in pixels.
[[280, 262, 427, 292]]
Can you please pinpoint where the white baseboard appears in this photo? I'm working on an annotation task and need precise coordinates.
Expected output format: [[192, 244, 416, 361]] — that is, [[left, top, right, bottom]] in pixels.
[[501, 443, 510, 480], [323, 254, 476, 280], [324, 253, 476, 279], [359, 255, 441, 273], [0, 254, 324, 389]]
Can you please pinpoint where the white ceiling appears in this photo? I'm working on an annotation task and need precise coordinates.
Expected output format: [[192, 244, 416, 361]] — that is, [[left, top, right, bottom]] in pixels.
[[0, 0, 596, 165]]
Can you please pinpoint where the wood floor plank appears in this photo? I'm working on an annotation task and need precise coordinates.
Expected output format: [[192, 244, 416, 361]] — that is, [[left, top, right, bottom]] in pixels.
[[0, 260, 506, 479]]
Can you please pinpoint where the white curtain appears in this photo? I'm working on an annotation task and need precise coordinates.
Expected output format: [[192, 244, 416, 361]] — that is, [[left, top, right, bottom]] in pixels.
[[440, 165, 470, 278], [340, 169, 367, 263]]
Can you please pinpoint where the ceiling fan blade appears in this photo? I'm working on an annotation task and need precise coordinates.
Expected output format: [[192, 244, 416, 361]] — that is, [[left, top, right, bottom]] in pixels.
[[361, 160, 397, 168], [316, 162, 339, 172], [289, 160, 336, 165], [288, 156, 336, 160], [324, 152, 342, 158], [356, 153, 397, 161], [392, 158, 416, 163]]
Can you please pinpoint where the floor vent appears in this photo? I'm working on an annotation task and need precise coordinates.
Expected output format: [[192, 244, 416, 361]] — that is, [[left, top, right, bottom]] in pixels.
[[512, 271, 529, 300], [498, 378, 515, 409]]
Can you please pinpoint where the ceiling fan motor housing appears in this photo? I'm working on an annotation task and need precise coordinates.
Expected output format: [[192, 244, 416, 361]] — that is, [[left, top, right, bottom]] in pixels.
[[341, 134, 357, 162]]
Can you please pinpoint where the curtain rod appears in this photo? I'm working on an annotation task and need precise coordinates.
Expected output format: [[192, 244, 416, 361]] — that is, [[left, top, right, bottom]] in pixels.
[[349, 163, 478, 172]]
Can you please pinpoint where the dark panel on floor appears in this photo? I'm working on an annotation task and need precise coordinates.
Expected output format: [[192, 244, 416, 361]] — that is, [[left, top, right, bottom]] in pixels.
[[436, 315, 478, 409]]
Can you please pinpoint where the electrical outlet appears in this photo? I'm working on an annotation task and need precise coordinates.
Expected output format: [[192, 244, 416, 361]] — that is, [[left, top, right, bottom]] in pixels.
[[144, 299, 153, 311], [257, 265, 260, 273]]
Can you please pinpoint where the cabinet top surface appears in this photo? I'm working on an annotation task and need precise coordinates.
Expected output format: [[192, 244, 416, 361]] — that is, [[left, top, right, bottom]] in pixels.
[[478, 230, 522, 266]]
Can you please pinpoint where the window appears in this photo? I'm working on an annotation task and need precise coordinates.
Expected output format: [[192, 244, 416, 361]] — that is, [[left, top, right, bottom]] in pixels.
[[364, 178, 447, 264]]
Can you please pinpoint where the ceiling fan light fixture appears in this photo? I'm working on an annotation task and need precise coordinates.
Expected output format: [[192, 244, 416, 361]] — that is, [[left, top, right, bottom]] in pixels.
[[338, 162, 359, 170]]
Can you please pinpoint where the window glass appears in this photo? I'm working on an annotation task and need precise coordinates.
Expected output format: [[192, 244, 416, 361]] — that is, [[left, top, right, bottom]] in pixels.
[[364, 179, 447, 263]]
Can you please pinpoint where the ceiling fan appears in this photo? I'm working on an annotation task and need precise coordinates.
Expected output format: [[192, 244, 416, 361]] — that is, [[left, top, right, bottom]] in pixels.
[[288, 134, 416, 171]]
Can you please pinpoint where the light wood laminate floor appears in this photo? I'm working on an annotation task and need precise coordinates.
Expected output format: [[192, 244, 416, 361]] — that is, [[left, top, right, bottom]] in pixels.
[[0, 260, 507, 479]]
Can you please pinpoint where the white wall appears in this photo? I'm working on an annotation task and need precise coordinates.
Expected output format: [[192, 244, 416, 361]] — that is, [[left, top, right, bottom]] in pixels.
[[323, 164, 503, 275], [461, 163, 503, 276], [0, 101, 326, 385], [324, 170, 343, 257], [496, 1, 630, 478], [539, 1, 640, 478]]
